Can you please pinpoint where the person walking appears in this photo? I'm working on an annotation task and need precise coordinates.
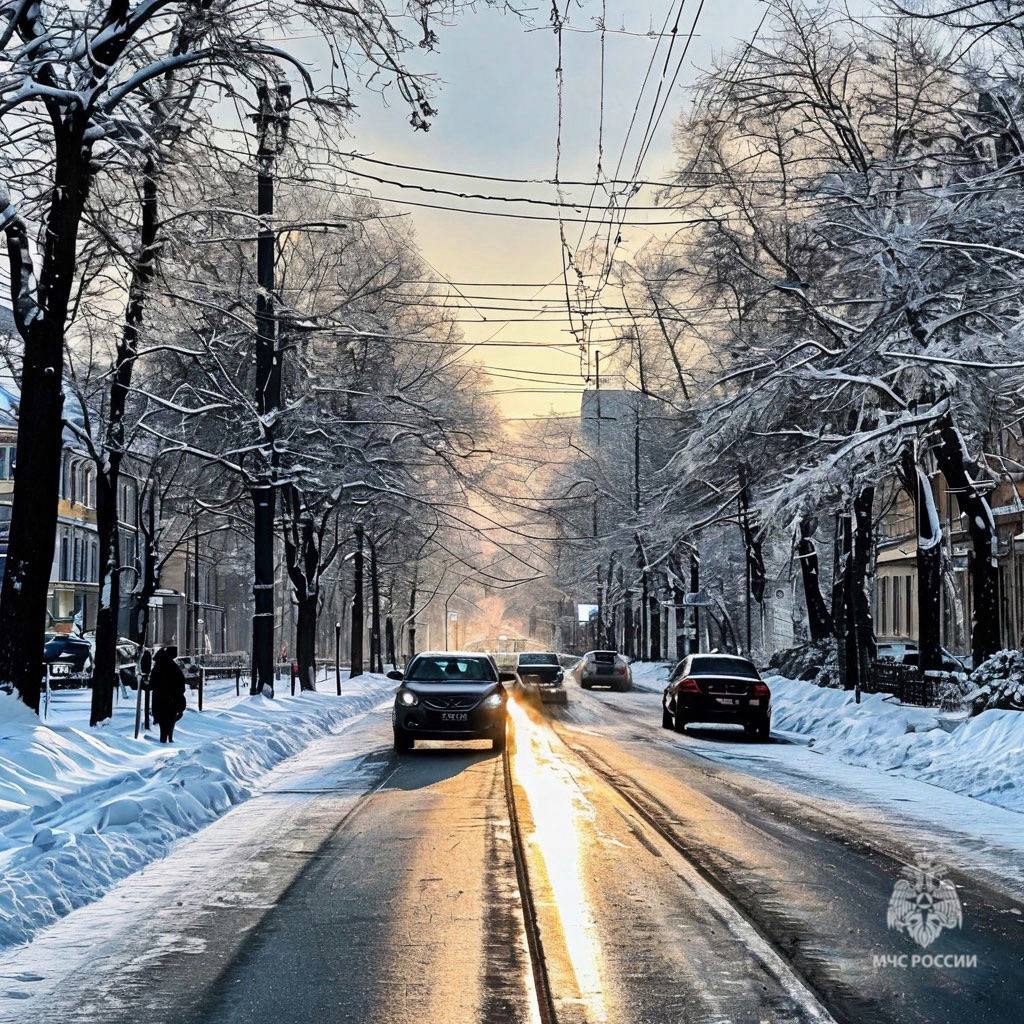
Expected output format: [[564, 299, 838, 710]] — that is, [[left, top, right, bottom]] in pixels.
[[150, 646, 187, 743]]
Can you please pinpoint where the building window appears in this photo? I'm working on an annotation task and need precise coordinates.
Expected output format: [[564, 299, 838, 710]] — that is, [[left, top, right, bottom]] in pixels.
[[905, 575, 913, 638], [880, 577, 889, 635], [60, 535, 69, 581], [893, 577, 903, 635]]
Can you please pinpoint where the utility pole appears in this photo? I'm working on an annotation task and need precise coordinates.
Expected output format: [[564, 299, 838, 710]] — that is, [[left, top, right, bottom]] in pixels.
[[634, 399, 648, 659], [593, 495, 604, 646], [350, 523, 364, 677], [250, 80, 290, 697], [690, 550, 701, 654]]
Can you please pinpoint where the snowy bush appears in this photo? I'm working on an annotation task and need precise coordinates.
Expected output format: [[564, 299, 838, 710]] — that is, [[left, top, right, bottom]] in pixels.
[[767, 640, 840, 688], [966, 651, 1024, 715]]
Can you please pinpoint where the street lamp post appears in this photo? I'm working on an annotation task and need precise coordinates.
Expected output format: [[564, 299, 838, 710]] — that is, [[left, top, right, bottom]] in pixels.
[[335, 621, 342, 695]]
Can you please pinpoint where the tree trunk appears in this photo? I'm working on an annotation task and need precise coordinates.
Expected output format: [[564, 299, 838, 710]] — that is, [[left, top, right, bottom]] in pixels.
[[0, 138, 91, 711], [368, 537, 383, 674], [90, 153, 160, 723], [852, 484, 877, 679], [690, 549, 701, 655], [898, 446, 942, 672], [623, 595, 634, 659], [797, 516, 833, 641], [129, 482, 159, 647], [295, 595, 318, 691], [406, 563, 418, 662], [90, 470, 121, 725], [640, 564, 649, 660], [385, 615, 396, 669], [649, 589, 661, 660], [350, 524, 364, 677], [933, 415, 1000, 667]]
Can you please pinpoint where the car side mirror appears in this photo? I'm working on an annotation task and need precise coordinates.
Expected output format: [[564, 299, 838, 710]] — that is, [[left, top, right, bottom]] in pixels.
[[499, 672, 517, 683], [386, 669, 404, 681]]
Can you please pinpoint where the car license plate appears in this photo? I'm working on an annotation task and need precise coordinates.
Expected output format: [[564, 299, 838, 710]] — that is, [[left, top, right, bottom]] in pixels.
[[715, 697, 739, 705], [441, 712, 469, 722], [50, 663, 72, 676]]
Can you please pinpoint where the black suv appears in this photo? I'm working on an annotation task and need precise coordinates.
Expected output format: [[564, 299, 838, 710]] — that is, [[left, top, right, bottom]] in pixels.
[[390, 652, 514, 753], [662, 654, 771, 740]]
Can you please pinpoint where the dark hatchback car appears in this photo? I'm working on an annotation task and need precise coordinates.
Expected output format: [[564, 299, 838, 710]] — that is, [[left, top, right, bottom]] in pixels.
[[516, 651, 567, 705], [389, 652, 515, 753], [662, 654, 771, 741]]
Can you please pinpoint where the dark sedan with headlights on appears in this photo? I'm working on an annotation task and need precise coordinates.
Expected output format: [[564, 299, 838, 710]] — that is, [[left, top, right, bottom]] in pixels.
[[389, 652, 515, 753]]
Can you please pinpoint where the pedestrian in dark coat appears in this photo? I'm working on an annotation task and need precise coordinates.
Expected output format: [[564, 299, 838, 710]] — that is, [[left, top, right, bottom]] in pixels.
[[150, 646, 187, 743]]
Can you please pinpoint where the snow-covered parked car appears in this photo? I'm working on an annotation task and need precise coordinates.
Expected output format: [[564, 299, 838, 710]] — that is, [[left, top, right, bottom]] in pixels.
[[875, 640, 966, 673]]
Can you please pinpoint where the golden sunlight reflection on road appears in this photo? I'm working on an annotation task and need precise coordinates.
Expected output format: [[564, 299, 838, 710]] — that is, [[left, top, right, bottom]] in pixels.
[[507, 699, 608, 1023]]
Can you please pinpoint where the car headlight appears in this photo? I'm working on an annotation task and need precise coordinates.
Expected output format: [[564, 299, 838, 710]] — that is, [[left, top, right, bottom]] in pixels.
[[397, 689, 418, 707], [482, 692, 504, 709]]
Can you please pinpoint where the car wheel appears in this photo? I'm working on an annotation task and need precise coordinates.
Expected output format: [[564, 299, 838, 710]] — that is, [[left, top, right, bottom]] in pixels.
[[661, 706, 673, 729], [393, 728, 413, 753], [672, 709, 687, 734], [757, 716, 771, 742], [492, 729, 506, 753], [581, 681, 592, 690]]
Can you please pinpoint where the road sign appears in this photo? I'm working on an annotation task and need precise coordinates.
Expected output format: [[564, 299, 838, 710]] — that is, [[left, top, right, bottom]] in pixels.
[[682, 590, 712, 607]]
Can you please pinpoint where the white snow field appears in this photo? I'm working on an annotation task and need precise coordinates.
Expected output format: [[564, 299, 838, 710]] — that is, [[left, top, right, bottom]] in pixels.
[[0, 672, 395, 950]]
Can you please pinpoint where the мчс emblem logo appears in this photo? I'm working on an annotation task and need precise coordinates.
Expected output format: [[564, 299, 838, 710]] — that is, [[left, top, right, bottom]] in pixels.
[[887, 855, 963, 949]]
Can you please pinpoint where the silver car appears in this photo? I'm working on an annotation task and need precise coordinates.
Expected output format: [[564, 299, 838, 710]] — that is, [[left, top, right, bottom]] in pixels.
[[578, 650, 632, 691]]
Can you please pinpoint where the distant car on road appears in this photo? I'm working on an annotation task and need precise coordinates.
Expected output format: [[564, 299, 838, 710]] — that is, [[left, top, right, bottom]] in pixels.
[[662, 654, 771, 740], [516, 651, 567, 705], [389, 652, 516, 753], [578, 650, 632, 691]]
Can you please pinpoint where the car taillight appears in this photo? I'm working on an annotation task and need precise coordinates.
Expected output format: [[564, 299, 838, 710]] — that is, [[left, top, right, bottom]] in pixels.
[[615, 665, 627, 675], [751, 682, 771, 699], [677, 676, 701, 693]]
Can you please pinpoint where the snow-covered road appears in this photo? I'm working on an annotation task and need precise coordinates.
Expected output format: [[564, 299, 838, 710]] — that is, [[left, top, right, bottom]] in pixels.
[[0, 673, 1021, 1024]]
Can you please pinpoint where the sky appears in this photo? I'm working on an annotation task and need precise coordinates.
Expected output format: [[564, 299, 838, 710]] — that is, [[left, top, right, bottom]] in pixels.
[[311, 2, 769, 417]]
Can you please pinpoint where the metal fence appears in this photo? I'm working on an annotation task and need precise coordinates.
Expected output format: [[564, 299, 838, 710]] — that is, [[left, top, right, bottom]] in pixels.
[[862, 662, 963, 708]]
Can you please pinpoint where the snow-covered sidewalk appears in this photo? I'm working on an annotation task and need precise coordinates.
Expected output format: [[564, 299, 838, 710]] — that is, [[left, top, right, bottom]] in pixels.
[[767, 675, 1024, 815], [0, 671, 395, 951]]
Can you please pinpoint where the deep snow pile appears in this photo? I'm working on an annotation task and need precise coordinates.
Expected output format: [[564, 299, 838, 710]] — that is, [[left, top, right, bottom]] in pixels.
[[629, 661, 672, 691], [767, 676, 1024, 815], [0, 675, 393, 950], [966, 650, 1024, 714]]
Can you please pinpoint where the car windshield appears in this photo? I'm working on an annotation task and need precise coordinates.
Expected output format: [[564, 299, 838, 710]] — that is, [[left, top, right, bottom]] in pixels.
[[518, 653, 558, 666], [689, 657, 759, 679], [406, 656, 497, 683]]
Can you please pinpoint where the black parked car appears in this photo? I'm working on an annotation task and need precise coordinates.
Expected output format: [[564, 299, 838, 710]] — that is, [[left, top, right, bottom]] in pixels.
[[43, 632, 93, 677], [389, 652, 515, 753], [662, 654, 771, 741], [516, 651, 567, 705]]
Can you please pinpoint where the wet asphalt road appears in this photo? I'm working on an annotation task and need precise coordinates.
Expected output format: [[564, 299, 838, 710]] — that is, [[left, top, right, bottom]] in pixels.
[[3, 684, 1023, 1024]]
